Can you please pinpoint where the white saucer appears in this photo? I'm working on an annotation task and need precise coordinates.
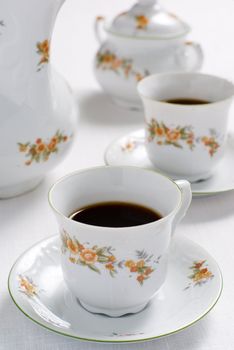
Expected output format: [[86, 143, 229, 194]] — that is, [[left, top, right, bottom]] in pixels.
[[104, 129, 234, 196], [8, 235, 222, 344]]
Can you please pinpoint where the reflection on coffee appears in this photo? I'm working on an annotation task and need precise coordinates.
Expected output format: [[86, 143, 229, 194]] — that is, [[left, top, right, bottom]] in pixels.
[[163, 98, 210, 105], [70, 201, 162, 228]]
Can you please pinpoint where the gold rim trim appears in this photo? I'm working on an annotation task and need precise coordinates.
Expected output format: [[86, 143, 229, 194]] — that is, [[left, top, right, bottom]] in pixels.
[[48, 165, 184, 232], [137, 72, 234, 107]]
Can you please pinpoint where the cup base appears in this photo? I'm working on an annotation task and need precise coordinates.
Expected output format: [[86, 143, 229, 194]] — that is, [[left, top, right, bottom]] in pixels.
[[79, 299, 149, 317], [148, 161, 213, 183], [167, 170, 212, 183]]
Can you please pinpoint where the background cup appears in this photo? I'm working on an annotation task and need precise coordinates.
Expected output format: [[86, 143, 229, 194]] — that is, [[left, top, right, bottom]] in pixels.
[[49, 166, 191, 317], [138, 72, 234, 182]]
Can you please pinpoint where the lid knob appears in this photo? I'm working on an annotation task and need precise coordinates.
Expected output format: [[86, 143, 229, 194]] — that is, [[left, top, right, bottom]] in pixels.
[[106, 0, 190, 39]]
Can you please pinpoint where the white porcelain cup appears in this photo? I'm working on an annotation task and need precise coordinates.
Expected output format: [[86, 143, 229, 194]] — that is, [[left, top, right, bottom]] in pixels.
[[138, 72, 234, 182], [49, 166, 191, 317]]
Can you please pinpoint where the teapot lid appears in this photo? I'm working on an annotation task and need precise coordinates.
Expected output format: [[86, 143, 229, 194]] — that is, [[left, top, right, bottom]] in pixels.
[[106, 0, 190, 39]]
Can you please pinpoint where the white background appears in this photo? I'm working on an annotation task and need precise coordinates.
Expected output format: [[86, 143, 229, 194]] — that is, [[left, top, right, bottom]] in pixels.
[[1, 0, 234, 349]]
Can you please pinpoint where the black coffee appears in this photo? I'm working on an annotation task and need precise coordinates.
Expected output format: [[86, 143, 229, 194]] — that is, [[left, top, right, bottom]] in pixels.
[[163, 98, 210, 105], [70, 202, 162, 228]]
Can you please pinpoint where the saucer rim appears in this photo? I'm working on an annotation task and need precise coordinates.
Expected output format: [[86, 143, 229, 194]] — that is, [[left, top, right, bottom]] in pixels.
[[104, 129, 234, 197], [8, 234, 223, 344]]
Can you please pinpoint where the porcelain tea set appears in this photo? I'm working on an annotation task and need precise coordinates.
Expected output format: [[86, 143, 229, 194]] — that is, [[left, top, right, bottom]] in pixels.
[[2, 0, 232, 344], [94, 0, 203, 109]]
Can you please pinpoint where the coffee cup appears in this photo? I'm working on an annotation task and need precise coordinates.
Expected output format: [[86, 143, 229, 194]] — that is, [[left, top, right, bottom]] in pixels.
[[138, 72, 234, 182], [49, 166, 191, 317]]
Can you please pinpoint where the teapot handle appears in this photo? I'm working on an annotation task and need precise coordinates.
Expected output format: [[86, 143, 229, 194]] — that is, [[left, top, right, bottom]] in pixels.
[[171, 180, 192, 235], [95, 16, 106, 45], [176, 41, 204, 72]]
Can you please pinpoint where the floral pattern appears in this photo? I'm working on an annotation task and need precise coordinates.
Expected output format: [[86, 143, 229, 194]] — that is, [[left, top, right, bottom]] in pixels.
[[96, 50, 149, 82], [18, 275, 38, 297], [147, 118, 220, 156], [61, 230, 119, 277], [37, 39, 50, 71], [121, 140, 137, 152], [61, 229, 159, 285], [147, 119, 195, 150], [200, 130, 220, 156], [18, 130, 69, 166], [125, 252, 161, 286], [135, 15, 149, 30], [185, 260, 214, 289]]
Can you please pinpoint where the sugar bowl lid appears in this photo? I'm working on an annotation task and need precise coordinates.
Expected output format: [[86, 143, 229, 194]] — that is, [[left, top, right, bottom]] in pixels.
[[106, 0, 190, 39]]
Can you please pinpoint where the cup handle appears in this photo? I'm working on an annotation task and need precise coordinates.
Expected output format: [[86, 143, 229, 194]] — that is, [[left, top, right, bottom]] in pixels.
[[176, 41, 204, 71], [171, 180, 192, 235], [95, 16, 106, 45]]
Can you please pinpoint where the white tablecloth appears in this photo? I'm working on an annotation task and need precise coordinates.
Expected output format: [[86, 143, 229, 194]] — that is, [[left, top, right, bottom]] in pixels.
[[1, 0, 234, 349]]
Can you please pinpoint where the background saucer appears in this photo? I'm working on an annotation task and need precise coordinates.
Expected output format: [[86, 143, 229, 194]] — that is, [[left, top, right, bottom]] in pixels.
[[104, 129, 234, 196], [8, 235, 222, 344]]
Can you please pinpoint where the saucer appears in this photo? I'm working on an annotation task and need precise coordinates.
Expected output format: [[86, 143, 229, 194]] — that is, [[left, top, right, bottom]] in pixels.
[[8, 235, 222, 344], [104, 129, 234, 196]]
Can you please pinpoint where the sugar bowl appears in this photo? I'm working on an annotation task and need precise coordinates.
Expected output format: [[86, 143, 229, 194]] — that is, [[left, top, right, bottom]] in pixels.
[[94, 0, 203, 110]]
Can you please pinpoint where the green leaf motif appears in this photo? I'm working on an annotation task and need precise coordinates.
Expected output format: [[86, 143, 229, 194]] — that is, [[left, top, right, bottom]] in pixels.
[[88, 264, 101, 274]]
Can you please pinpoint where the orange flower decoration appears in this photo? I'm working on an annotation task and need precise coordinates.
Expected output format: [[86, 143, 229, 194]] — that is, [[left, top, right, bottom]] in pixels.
[[135, 73, 143, 82], [166, 129, 181, 142], [105, 263, 115, 271], [80, 249, 98, 265], [69, 257, 77, 264], [19, 144, 28, 152], [18, 130, 69, 165], [48, 141, 56, 151], [136, 15, 149, 29], [60, 230, 157, 285], [19, 276, 37, 297], [96, 50, 148, 83], [147, 118, 196, 150], [136, 260, 145, 269], [130, 266, 138, 273], [108, 255, 116, 263], [111, 59, 122, 69], [36, 143, 46, 153], [194, 260, 206, 269], [125, 260, 136, 268], [67, 239, 79, 255], [155, 127, 164, 137], [193, 269, 213, 282], [37, 39, 50, 67], [137, 275, 146, 284], [186, 260, 214, 289], [122, 141, 136, 152], [145, 267, 153, 276]]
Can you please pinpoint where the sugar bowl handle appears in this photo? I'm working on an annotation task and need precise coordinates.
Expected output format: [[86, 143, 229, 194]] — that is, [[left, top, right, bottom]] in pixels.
[[176, 41, 204, 72], [95, 16, 106, 44], [171, 180, 192, 235]]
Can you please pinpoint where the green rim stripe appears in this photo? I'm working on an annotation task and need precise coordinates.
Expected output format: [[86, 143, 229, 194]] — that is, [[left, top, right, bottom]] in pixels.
[[8, 235, 223, 344]]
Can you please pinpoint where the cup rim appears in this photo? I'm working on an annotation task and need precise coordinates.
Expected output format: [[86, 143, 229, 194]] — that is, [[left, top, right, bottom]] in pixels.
[[48, 165, 183, 231], [137, 72, 234, 106]]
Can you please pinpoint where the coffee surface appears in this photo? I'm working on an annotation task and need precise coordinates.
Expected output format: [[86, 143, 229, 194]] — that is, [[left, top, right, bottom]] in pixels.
[[70, 202, 162, 228], [163, 98, 210, 105]]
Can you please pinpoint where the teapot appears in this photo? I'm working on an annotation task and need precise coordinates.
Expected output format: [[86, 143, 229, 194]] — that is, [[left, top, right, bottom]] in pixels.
[[94, 0, 203, 110], [0, 0, 77, 198]]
